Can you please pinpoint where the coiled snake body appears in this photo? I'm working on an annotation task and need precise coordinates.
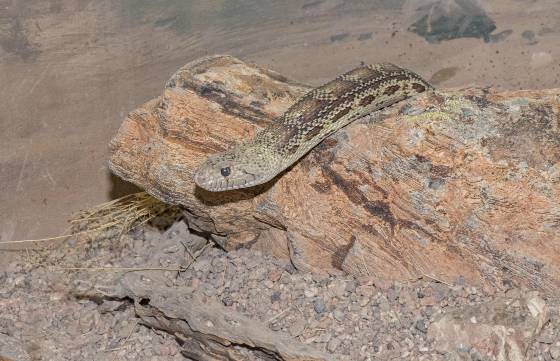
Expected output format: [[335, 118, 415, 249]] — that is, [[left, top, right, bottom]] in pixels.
[[194, 63, 432, 192]]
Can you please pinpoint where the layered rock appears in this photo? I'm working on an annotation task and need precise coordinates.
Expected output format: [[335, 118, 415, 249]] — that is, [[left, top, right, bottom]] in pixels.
[[109, 55, 560, 294]]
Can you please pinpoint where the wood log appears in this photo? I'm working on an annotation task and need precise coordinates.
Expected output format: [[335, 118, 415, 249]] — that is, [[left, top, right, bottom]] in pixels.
[[109, 55, 560, 294]]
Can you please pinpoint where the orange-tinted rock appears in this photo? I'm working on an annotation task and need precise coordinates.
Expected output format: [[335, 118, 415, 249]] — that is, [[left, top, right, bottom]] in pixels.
[[109, 55, 560, 294]]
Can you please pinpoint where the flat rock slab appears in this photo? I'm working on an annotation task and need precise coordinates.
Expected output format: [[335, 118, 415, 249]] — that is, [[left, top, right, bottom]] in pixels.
[[109, 55, 560, 294]]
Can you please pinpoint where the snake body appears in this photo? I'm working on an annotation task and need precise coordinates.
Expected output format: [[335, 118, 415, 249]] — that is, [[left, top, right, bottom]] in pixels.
[[194, 63, 432, 192]]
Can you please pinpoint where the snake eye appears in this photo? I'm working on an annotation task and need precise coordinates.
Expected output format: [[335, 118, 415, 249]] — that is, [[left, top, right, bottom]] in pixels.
[[220, 167, 231, 177]]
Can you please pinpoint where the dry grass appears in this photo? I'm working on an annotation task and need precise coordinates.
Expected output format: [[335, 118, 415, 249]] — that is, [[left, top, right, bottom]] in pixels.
[[69, 191, 175, 243], [0, 191, 178, 249]]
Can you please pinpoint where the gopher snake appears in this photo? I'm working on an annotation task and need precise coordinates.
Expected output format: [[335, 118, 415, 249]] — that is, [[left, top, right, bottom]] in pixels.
[[194, 63, 432, 192]]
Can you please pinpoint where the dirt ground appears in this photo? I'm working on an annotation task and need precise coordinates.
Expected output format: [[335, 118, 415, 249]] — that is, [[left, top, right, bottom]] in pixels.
[[1, 0, 560, 251], [1, 217, 558, 360]]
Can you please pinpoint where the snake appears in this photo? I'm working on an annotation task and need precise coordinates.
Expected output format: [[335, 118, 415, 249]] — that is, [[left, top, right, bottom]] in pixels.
[[194, 63, 433, 192]]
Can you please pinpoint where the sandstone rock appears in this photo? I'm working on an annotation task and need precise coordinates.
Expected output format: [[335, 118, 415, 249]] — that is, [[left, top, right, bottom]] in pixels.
[[109, 55, 560, 294], [428, 291, 548, 360]]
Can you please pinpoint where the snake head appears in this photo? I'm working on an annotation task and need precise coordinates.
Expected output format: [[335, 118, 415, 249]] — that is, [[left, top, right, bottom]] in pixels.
[[194, 143, 280, 192]]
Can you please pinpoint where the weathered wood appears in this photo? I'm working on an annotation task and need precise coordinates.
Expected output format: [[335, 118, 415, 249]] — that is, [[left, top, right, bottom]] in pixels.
[[109, 55, 560, 294], [83, 271, 337, 361]]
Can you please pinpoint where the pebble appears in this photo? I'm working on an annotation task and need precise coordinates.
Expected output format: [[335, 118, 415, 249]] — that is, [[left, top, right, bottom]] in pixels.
[[268, 269, 283, 282], [304, 287, 318, 298], [3, 220, 557, 361], [329, 279, 347, 298], [358, 296, 370, 307], [415, 319, 428, 333], [333, 309, 345, 322], [327, 337, 342, 352], [222, 296, 234, 307], [289, 318, 306, 336], [313, 298, 327, 314]]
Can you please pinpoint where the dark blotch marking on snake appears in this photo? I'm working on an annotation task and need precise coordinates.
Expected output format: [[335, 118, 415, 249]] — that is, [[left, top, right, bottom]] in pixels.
[[383, 84, 401, 96]]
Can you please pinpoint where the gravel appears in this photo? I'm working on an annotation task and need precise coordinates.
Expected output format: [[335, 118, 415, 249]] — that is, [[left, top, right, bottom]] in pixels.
[[1, 219, 558, 361]]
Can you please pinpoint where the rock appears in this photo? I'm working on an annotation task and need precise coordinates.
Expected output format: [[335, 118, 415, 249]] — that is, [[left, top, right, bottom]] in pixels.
[[415, 318, 428, 333], [304, 287, 318, 298], [98, 300, 125, 313], [327, 337, 342, 353], [521, 30, 538, 45], [289, 318, 307, 337], [109, 55, 560, 294], [333, 309, 345, 322], [163, 219, 189, 239], [428, 292, 548, 360], [328, 279, 347, 298], [408, 0, 496, 43], [313, 298, 327, 314], [271, 291, 281, 302], [268, 269, 283, 282], [488, 29, 513, 43]]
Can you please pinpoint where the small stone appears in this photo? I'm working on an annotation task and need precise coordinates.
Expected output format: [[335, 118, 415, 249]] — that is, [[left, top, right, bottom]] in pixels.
[[162, 245, 180, 253], [210, 257, 226, 272], [304, 287, 318, 298], [163, 220, 189, 239], [78, 313, 97, 334], [268, 269, 282, 282], [521, 30, 537, 44], [356, 276, 375, 286], [415, 319, 428, 333], [222, 296, 233, 307], [333, 309, 345, 322], [313, 298, 327, 314], [461, 107, 474, 117], [192, 258, 211, 272], [315, 332, 332, 343], [356, 285, 374, 297], [312, 272, 329, 284], [202, 285, 216, 297], [284, 263, 297, 274], [327, 337, 342, 352], [98, 300, 125, 313], [344, 280, 357, 293], [271, 291, 281, 303], [289, 318, 306, 336], [329, 280, 347, 298], [244, 258, 259, 269], [358, 297, 370, 307], [13, 275, 26, 287]]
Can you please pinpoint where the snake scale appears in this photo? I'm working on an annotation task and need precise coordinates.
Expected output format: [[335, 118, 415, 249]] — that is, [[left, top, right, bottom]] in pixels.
[[194, 63, 433, 192]]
